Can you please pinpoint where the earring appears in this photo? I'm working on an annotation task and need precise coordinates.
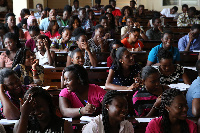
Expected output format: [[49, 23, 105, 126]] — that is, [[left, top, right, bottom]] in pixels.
[[166, 110, 169, 113], [122, 62, 124, 63], [106, 108, 109, 111]]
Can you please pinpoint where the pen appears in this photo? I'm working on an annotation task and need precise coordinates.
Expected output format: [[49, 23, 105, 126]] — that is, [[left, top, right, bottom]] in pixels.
[[84, 100, 88, 104], [138, 42, 141, 48]]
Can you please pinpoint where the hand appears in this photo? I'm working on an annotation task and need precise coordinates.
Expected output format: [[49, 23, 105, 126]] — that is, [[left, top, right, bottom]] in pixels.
[[134, 22, 140, 28], [19, 94, 34, 117], [43, 38, 49, 50], [154, 95, 162, 108], [81, 103, 96, 115], [134, 77, 142, 84], [103, 33, 111, 40], [81, 42, 89, 51], [97, 36, 104, 46], [134, 47, 142, 51], [127, 83, 140, 90], [189, 32, 195, 42], [49, 16, 56, 21], [158, 25, 163, 32], [32, 59, 39, 70]]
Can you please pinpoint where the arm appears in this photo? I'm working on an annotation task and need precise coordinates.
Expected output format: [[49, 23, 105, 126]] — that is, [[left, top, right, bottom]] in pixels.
[[146, 30, 152, 40], [0, 84, 20, 119], [184, 33, 194, 51], [182, 73, 191, 85], [192, 98, 200, 117], [19, 28, 24, 39], [44, 38, 54, 66], [64, 120, 73, 133], [146, 60, 154, 66], [0, 61, 5, 67], [140, 31, 148, 41], [32, 59, 42, 86], [146, 95, 161, 117], [66, 55, 72, 67]]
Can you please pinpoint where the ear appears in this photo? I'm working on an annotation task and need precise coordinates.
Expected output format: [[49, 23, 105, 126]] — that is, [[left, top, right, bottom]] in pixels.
[[71, 58, 74, 62]]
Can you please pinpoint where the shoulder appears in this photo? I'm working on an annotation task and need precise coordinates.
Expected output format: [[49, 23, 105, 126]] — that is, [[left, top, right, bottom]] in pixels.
[[120, 120, 134, 132], [146, 117, 162, 131], [59, 88, 71, 97], [186, 119, 197, 131], [82, 115, 102, 133], [89, 84, 106, 93]]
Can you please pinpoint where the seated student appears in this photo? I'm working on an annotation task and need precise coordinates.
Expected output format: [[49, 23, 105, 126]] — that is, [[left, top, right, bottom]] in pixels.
[[85, 5, 90, 12], [70, 48, 84, 66], [110, 0, 121, 16], [0, 32, 21, 68], [68, 15, 81, 33], [14, 87, 73, 133], [35, 35, 55, 66], [146, 17, 163, 40], [147, 12, 163, 27], [146, 88, 197, 133], [78, 8, 92, 32], [146, 30, 180, 66], [186, 59, 200, 117], [17, 8, 30, 25], [34, 3, 43, 19], [177, 7, 200, 27], [21, 18, 28, 33], [98, 16, 114, 38], [119, 6, 133, 26], [92, 0, 104, 12], [157, 48, 191, 85], [105, 12, 115, 31], [61, 5, 72, 27], [104, 5, 114, 14], [25, 26, 40, 52], [82, 90, 134, 133], [178, 24, 200, 51], [88, 24, 108, 52], [135, 5, 145, 18], [12, 48, 44, 86], [72, 0, 80, 15], [0, 24, 8, 49], [37, 9, 47, 25], [130, 0, 137, 15], [45, 20, 60, 39], [87, 9, 97, 27], [39, 9, 62, 31], [0, 0, 7, 12], [174, 4, 188, 20], [160, 6, 178, 18], [133, 66, 169, 116], [0, 68, 30, 119], [121, 28, 144, 51], [59, 64, 106, 118], [105, 47, 141, 90], [66, 28, 97, 67], [51, 27, 74, 52]]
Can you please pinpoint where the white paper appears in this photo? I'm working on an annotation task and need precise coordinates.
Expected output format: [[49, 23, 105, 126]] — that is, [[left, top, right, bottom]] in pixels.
[[135, 118, 155, 123], [168, 83, 190, 91], [0, 119, 18, 125], [80, 116, 94, 122], [90, 67, 109, 69], [183, 66, 197, 71], [42, 65, 55, 68], [63, 118, 72, 122]]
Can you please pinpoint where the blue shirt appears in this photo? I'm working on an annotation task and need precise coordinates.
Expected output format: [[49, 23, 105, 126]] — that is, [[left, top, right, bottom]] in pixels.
[[39, 17, 62, 31], [147, 43, 180, 63], [186, 76, 200, 117], [178, 34, 200, 51], [78, 16, 92, 30]]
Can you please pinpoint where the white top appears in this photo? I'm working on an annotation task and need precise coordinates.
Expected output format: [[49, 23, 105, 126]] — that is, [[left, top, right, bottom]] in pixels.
[[35, 51, 49, 66], [82, 114, 134, 133], [160, 8, 178, 18]]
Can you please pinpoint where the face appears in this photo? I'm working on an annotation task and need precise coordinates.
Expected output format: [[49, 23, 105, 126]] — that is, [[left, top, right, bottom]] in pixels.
[[88, 12, 94, 20], [106, 14, 112, 24], [107, 96, 128, 123], [144, 72, 160, 93], [153, 18, 161, 28], [62, 29, 72, 41], [112, 44, 121, 49], [129, 31, 139, 42], [120, 50, 134, 66], [7, 16, 16, 27], [4, 38, 17, 51], [170, 9, 176, 14], [76, 35, 87, 49], [74, 1, 79, 9], [52, 22, 59, 30], [190, 29, 200, 39], [126, 18, 134, 26], [124, 8, 130, 16], [49, 9, 56, 18], [32, 96, 51, 121], [95, 27, 104, 38], [107, 8, 113, 13], [29, 30, 39, 40], [41, 11, 47, 19], [71, 51, 85, 66], [36, 39, 45, 51], [159, 58, 173, 73], [29, 19, 38, 26], [36, 4, 43, 12], [63, 11, 70, 20], [166, 95, 188, 121], [130, 2, 135, 8], [100, 19, 108, 29], [79, 9, 86, 18], [139, 6, 144, 13], [24, 50, 35, 66], [161, 33, 173, 50], [110, 1, 116, 8], [188, 11, 195, 18], [182, 7, 188, 13], [64, 71, 79, 92], [73, 19, 79, 29], [4, 74, 22, 94]]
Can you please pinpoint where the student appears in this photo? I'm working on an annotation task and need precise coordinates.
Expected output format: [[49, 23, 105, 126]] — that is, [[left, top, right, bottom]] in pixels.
[[121, 28, 144, 51], [0, 0, 8, 12], [92, 0, 104, 12], [45, 20, 60, 39], [146, 30, 180, 66], [130, 0, 137, 15], [12, 48, 44, 86], [72, 0, 79, 15], [84, 5, 90, 12], [157, 48, 191, 85], [88, 24, 108, 52], [109, 0, 121, 16], [78, 8, 92, 32], [135, 5, 145, 18], [59, 64, 106, 118], [0, 68, 30, 119], [0, 32, 21, 67], [87, 9, 97, 26], [105, 47, 141, 90], [133, 66, 169, 116], [146, 88, 197, 133], [0, 23, 7, 49], [14, 87, 73, 133], [17, 8, 30, 24], [21, 18, 28, 33], [37, 10, 47, 25], [25, 26, 40, 52], [82, 90, 134, 133], [119, 6, 133, 26], [70, 48, 84, 66], [121, 16, 135, 39], [99, 15, 114, 39], [66, 27, 97, 67], [68, 15, 81, 32], [105, 12, 115, 30], [61, 5, 72, 27], [35, 35, 55, 66], [160, 6, 178, 18], [34, 3, 43, 19], [174, 4, 188, 20], [146, 17, 163, 40], [178, 24, 200, 51]]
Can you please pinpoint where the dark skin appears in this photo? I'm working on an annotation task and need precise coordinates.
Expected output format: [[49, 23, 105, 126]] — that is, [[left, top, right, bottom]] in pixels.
[[185, 28, 200, 51]]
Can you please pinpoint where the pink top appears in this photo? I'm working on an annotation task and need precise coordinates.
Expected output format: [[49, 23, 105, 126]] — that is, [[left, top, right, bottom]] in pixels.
[[59, 84, 106, 113], [45, 31, 60, 39], [25, 38, 36, 52], [146, 117, 197, 133], [24, 31, 44, 40], [0, 52, 13, 67]]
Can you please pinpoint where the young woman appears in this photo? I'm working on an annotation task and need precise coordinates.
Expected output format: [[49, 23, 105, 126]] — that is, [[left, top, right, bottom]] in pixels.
[[35, 34, 55, 66], [119, 6, 133, 26], [105, 47, 141, 90], [61, 6, 71, 27], [121, 28, 144, 51], [87, 9, 97, 26], [157, 48, 191, 85], [82, 90, 134, 133], [12, 48, 44, 86], [0, 32, 21, 67], [132, 66, 169, 116], [70, 48, 84, 66], [14, 87, 73, 133], [105, 12, 115, 31], [146, 88, 197, 133], [45, 20, 60, 39], [68, 15, 81, 32], [59, 64, 106, 118], [17, 8, 30, 24], [66, 27, 97, 67]]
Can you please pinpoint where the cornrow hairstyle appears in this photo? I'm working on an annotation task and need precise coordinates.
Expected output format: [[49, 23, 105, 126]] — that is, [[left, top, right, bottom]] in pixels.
[[47, 20, 59, 32], [112, 47, 127, 70], [72, 27, 86, 41], [62, 64, 89, 86], [141, 66, 159, 80], [157, 48, 173, 62], [0, 68, 18, 84], [160, 88, 189, 133], [102, 90, 125, 133], [70, 48, 82, 58], [121, 6, 133, 16], [68, 15, 81, 30], [11, 48, 28, 69], [28, 26, 40, 34]]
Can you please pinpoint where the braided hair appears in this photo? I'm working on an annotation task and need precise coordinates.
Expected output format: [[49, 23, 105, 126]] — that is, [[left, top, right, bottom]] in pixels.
[[102, 90, 125, 133], [160, 88, 189, 133], [11, 48, 28, 69], [112, 47, 128, 70], [157, 48, 173, 62]]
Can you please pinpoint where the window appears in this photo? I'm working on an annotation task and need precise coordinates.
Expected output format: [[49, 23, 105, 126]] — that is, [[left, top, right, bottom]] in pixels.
[[163, 0, 199, 6]]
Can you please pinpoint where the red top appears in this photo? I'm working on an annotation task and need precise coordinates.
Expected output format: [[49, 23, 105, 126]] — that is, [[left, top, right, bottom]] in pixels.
[[121, 37, 144, 49], [112, 9, 121, 16], [107, 56, 113, 72], [45, 31, 60, 39]]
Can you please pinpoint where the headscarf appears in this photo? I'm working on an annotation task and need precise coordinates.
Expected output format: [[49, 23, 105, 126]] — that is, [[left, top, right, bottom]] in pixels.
[[27, 16, 36, 28]]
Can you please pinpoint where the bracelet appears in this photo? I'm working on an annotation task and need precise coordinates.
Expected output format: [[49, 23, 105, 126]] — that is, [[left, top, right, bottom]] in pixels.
[[152, 106, 159, 110], [31, 69, 37, 71], [79, 107, 82, 115]]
